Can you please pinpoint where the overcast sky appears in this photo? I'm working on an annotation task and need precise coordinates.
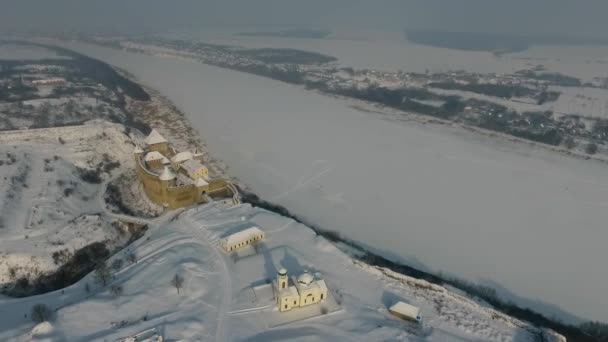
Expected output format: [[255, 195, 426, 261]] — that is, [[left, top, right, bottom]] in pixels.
[[2, 0, 607, 37]]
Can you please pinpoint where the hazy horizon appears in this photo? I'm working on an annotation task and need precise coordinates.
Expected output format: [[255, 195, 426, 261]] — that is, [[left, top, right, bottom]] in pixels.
[[3, 0, 608, 38]]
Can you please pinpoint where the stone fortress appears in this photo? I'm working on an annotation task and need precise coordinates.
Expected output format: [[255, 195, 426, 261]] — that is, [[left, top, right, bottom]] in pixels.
[[134, 129, 236, 209]]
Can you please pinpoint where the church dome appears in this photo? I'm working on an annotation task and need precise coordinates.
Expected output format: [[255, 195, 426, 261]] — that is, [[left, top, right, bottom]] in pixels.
[[297, 271, 314, 286], [278, 268, 287, 276]]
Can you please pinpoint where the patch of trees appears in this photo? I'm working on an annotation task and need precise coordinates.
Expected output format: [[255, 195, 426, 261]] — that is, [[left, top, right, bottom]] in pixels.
[[77, 167, 102, 184], [477, 110, 563, 146], [238, 29, 331, 39], [516, 70, 582, 87], [429, 82, 535, 99], [104, 182, 137, 217], [31, 303, 54, 323], [9, 41, 150, 101], [237, 48, 337, 65], [326, 85, 465, 119], [3, 242, 109, 297]]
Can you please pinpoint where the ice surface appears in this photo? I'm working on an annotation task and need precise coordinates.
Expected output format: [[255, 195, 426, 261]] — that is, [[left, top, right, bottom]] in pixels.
[[56, 40, 608, 322]]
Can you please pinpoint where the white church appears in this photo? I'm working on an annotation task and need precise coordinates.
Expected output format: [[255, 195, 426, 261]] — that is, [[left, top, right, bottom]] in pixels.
[[273, 268, 328, 312]]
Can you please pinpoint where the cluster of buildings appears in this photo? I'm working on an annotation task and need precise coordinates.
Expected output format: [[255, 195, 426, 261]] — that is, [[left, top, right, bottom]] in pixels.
[[221, 225, 422, 320], [31, 77, 66, 87], [134, 129, 234, 209]]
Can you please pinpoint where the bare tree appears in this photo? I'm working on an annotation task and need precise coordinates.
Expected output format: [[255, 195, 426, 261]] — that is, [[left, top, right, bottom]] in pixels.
[[111, 258, 124, 272], [110, 285, 123, 298], [126, 252, 137, 264], [171, 273, 184, 294], [93, 261, 111, 287], [31, 304, 53, 323]]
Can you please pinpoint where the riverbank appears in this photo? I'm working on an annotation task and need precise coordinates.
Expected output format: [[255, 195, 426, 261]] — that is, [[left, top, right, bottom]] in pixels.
[[46, 38, 608, 325]]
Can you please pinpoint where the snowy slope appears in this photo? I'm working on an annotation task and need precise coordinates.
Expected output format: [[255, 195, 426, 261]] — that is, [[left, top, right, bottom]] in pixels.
[[0, 121, 135, 285], [0, 202, 560, 341]]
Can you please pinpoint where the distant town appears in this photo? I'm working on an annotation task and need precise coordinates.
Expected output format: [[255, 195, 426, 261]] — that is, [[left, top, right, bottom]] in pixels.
[[82, 34, 608, 159]]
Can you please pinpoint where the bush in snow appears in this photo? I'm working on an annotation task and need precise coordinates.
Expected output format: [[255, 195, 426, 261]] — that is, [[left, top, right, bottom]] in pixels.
[[93, 261, 111, 287], [585, 142, 598, 155], [110, 285, 123, 298], [111, 258, 124, 272], [31, 304, 53, 323]]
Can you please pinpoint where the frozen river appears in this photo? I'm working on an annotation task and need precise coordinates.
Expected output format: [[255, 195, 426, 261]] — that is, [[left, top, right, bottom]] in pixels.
[[60, 40, 608, 322]]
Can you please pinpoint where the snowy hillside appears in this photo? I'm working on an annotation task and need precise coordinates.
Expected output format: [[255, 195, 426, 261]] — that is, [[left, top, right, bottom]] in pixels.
[[0, 202, 564, 341], [0, 121, 137, 292]]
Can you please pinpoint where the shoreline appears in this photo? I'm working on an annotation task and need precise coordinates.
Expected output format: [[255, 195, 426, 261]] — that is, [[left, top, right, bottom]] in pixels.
[[109, 51, 599, 341]]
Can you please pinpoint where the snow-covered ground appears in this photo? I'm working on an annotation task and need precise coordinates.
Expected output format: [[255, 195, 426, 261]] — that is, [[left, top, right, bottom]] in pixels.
[[0, 202, 562, 341], [0, 121, 135, 285], [53, 41, 608, 322]]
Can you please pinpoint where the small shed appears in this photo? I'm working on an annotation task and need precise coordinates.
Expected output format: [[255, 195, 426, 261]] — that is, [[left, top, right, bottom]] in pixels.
[[389, 301, 421, 322], [221, 227, 265, 252]]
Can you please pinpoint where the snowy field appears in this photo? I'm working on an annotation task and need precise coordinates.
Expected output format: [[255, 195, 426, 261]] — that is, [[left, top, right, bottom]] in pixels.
[[0, 43, 70, 60], [0, 202, 558, 341], [0, 121, 135, 285], [54, 41, 608, 322]]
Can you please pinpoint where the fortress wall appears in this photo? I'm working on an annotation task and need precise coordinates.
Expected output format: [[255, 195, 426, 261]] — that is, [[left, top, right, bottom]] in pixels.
[[166, 185, 202, 209]]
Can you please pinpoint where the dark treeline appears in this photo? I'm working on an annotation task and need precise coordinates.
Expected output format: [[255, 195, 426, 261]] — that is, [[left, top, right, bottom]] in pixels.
[[239, 48, 337, 65], [238, 188, 606, 342], [407, 30, 608, 53], [238, 28, 331, 39], [3, 242, 109, 297], [428, 82, 535, 99], [7, 41, 150, 101], [515, 70, 582, 87]]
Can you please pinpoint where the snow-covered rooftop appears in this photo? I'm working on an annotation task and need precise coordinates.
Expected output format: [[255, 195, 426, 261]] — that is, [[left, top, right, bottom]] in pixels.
[[144, 151, 165, 161], [133, 145, 144, 154], [221, 226, 264, 249], [389, 301, 421, 321], [180, 159, 207, 174], [171, 151, 193, 164], [144, 129, 168, 145], [297, 271, 314, 286], [195, 177, 209, 187]]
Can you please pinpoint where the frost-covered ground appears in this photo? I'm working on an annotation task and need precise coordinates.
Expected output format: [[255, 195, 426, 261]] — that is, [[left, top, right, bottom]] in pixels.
[[0, 121, 135, 285], [0, 202, 562, 341], [54, 41, 608, 322]]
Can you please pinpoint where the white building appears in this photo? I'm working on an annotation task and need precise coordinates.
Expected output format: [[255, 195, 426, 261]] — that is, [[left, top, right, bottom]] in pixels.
[[221, 227, 265, 252], [274, 268, 328, 312], [32, 78, 66, 86], [389, 301, 422, 322], [179, 159, 209, 180]]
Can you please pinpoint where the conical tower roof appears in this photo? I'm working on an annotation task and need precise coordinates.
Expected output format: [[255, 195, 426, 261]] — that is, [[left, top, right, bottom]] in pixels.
[[159, 166, 176, 181], [144, 129, 168, 145]]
